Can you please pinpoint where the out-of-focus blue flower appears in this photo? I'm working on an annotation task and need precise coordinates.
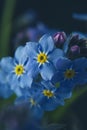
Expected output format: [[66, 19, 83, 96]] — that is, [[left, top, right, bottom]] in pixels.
[[52, 58, 87, 88], [15, 80, 71, 116], [14, 10, 38, 29], [72, 13, 87, 21], [0, 46, 37, 94], [39, 81, 65, 111], [0, 67, 13, 98], [25, 34, 64, 80], [26, 23, 49, 41], [15, 83, 44, 119], [13, 22, 50, 51]]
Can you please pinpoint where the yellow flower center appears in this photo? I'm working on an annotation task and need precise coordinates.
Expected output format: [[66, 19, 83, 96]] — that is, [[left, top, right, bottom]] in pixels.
[[30, 98, 36, 106], [14, 64, 24, 76], [37, 52, 48, 64], [43, 90, 54, 98], [64, 69, 75, 79]]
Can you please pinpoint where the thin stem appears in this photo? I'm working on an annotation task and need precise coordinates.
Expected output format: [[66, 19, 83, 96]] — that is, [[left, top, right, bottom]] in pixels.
[[0, 0, 16, 58]]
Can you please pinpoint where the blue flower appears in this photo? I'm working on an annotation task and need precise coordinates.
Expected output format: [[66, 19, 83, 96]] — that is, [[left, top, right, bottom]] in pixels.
[[0, 46, 37, 92], [38, 81, 66, 111], [15, 83, 44, 119], [15, 81, 66, 116], [25, 34, 64, 80], [52, 57, 87, 88]]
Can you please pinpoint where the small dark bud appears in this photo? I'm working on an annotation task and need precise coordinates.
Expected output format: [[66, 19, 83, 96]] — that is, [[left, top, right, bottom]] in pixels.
[[70, 45, 80, 54], [53, 32, 66, 47]]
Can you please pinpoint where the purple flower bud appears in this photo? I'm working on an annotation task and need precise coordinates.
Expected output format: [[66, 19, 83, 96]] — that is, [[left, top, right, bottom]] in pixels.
[[70, 45, 80, 54], [53, 32, 66, 47]]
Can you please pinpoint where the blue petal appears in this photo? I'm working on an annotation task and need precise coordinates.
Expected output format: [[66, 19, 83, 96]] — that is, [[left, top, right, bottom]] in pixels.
[[7, 74, 19, 89], [41, 81, 53, 89], [15, 96, 28, 105], [25, 42, 38, 57], [1, 57, 14, 72], [0, 70, 7, 84], [74, 71, 87, 85], [41, 97, 64, 111], [59, 92, 72, 99], [73, 57, 87, 71], [51, 72, 64, 83], [0, 84, 13, 98], [20, 74, 33, 88], [40, 63, 56, 80], [57, 85, 72, 99], [49, 49, 64, 66], [26, 59, 39, 78], [15, 46, 28, 64], [39, 34, 54, 53], [56, 58, 71, 70], [13, 86, 23, 97], [63, 36, 70, 54]]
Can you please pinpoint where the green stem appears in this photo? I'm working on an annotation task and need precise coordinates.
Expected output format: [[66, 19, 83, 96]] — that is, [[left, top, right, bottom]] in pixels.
[[0, 0, 16, 58]]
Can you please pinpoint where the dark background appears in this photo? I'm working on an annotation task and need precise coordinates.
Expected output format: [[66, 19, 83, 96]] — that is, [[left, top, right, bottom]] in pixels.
[[0, 0, 87, 33]]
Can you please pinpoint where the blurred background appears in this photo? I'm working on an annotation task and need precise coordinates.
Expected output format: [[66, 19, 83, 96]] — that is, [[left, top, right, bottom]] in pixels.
[[0, 0, 87, 130]]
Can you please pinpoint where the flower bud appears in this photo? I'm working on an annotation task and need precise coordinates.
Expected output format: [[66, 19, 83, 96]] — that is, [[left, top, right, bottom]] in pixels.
[[70, 45, 80, 54], [53, 32, 66, 47]]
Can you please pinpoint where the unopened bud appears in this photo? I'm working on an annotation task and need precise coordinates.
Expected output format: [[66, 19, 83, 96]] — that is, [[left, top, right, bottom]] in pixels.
[[70, 45, 80, 54], [53, 32, 66, 47]]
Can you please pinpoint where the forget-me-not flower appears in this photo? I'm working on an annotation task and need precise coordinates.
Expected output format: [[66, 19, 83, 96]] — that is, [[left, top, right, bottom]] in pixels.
[[25, 34, 64, 80], [15, 83, 44, 118], [0, 46, 37, 92], [52, 57, 87, 88]]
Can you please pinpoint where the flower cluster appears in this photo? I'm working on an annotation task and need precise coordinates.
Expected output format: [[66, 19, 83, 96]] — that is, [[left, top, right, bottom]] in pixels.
[[0, 33, 87, 118]]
